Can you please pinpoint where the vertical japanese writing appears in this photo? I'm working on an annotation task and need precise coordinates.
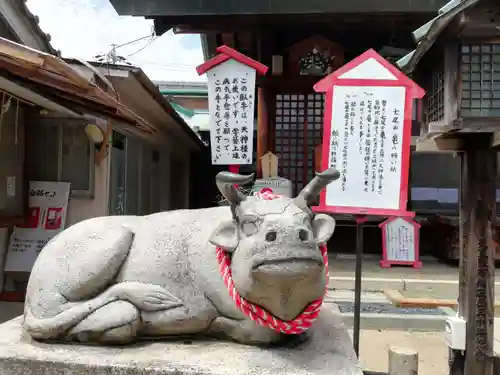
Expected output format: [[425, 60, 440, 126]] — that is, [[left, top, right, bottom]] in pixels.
[[371, 100, 380, 193], [209, 66, 255, 165], [329, 127, 339, 169], [222, 77, 232, 158], [325, 85, 407, 212], [341, 100, 350, 191], [239, 76, 251, 162], [349, 100, 356, 136], [213, 78, 222, 163], [390, 108, 401, 173], [358, 101, 365, 154], [386, 220, 413, 261], [378, 100, 387, 194], [397, 225, 410, 261], [364, 98, 373, 192]]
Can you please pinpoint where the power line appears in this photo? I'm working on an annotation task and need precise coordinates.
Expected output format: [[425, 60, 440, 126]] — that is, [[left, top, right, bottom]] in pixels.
[[115, 33, 153, 49], [130, 61, 199, 69], [126, 36, 158, 58], [93, 26, 155, 64], [130, 59, 199, 67]]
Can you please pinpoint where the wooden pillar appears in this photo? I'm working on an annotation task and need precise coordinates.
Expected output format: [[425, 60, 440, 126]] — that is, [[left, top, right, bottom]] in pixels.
[[256, 87, 269, 178], [458, 135, 496, 375]]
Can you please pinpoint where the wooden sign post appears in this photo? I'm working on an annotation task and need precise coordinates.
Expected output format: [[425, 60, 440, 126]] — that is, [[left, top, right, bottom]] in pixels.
[[312, 49, 425, 356], [261, 151, 278, 179], [196, 46, 268, 176]]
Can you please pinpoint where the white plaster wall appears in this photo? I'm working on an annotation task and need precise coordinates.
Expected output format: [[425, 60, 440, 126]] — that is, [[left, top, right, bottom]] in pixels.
[[65, 154, 110, 226], [160, 146, 172, 211]]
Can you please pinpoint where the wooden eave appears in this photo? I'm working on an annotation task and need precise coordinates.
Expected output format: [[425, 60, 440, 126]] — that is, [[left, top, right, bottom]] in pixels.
[[0, 37, 156, 134], [397, 0, 481, 74]]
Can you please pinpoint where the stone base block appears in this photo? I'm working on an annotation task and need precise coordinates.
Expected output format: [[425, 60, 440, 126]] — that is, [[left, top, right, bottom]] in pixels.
[[0, 309, 362, 375]]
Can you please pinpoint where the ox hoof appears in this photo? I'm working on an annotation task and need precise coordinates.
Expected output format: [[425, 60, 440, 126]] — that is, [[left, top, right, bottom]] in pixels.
[[99, 320, 140, 344], [67, 300, 140, 344]]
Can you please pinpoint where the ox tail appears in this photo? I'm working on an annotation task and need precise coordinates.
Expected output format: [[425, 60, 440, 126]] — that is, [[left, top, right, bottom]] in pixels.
[[23, 290, 119, 340]]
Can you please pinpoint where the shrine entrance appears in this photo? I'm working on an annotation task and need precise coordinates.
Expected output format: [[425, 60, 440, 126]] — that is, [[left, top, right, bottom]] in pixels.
[[273, 92, 324, 195]]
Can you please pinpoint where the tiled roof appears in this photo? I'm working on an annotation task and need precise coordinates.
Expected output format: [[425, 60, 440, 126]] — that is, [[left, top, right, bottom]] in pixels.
[[396, 0, 480, 73], [17, 0, 59, 55]]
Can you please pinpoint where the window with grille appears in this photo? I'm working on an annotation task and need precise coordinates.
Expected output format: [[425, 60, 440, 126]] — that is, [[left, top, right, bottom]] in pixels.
[[26, 121, 94, 197], [425, 62, 444, 123], [274, 93, 324, 195], [461, 44, 500, 117]]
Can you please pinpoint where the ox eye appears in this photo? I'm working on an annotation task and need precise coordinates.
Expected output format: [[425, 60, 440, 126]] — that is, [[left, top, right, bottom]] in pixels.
[[265, 231, 277, 242], [241, 222, 258, 236], [299, 229, 310, 242]]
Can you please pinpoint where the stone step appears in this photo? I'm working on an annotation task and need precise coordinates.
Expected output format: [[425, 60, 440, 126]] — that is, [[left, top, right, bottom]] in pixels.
[[329, 276, 500, 300]]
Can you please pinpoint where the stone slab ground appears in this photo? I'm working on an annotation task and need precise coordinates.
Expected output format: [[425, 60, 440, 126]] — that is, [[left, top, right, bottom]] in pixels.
[[328, 255, 500, 300], [353, 330, 448, 375]]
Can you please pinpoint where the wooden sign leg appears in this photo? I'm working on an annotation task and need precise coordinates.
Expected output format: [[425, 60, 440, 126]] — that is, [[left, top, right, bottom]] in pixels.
[[456, 138, 496, 375], [353, 215, 367, 357], [229, 165, 241, 188]]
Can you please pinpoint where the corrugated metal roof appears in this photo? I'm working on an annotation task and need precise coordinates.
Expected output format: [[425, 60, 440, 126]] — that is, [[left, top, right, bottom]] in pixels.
[[0, 36, 157, 133]]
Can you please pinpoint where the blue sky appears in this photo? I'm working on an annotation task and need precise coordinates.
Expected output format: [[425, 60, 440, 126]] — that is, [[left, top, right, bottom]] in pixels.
[[26, 0, 205, 82]]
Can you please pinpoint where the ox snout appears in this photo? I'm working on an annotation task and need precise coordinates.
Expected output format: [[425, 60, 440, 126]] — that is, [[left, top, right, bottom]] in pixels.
[[251, 254, 324, 279], [247, 252, 326, 321]]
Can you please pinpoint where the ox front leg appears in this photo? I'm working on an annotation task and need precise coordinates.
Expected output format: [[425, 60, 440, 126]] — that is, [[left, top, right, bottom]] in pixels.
[[208, 316, 283, 345], [67, 300, 140, 345]]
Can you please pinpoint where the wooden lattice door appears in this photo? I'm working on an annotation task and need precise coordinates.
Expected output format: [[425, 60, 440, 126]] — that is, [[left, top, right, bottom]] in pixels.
[[274, 93, 324, 195]]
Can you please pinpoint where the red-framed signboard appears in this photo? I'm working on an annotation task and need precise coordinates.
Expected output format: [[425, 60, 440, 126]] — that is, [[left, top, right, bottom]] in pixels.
[[312, 49, 425, 217], [196, 45, 268, 171], [379, 216, 422, 269]]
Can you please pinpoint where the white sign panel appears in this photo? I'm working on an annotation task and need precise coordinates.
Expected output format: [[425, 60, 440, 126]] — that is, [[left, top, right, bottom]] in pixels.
[[383, 217, 416, 262], [207, 59, 256, 165], [5, 181, 70, 272], [325, 85, 406, 211]]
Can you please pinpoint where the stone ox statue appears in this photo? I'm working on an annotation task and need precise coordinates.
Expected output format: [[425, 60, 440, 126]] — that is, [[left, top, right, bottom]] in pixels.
[[23, 168, 340, 346]]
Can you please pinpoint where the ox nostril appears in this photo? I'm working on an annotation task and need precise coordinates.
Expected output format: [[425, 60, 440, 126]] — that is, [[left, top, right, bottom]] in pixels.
[[298, 229, 309, 242], [265, 231, 277, 242]]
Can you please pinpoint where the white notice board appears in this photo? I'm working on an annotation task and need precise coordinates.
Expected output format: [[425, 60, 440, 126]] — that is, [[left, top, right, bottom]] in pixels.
[[207, 59, 256, 165], [324, 85, 406, 213]]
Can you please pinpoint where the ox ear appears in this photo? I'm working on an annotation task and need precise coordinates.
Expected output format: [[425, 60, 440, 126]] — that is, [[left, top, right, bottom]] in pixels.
[[209, 220, 239, 252], [312, 214, 336, 245]]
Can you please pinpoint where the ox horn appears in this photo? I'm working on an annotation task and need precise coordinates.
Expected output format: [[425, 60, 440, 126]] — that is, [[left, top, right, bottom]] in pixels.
[[294, 168, 341, 209], [215, 171, 254, 206]]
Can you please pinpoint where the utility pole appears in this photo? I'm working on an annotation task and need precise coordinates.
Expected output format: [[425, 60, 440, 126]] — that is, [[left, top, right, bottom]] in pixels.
[[94, 32, 154, 65], [108, 44, 118, 64]]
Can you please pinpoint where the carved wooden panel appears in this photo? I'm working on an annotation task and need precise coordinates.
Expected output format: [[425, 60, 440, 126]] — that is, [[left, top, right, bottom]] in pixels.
[[286, 35, 344, 76]]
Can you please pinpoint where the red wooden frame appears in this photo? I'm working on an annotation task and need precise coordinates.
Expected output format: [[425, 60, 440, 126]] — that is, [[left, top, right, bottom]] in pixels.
[[196, 45, 269, 76], [312, 49, 425, 217], [379, 216, 422, 269], [196, 45, 269, 173]]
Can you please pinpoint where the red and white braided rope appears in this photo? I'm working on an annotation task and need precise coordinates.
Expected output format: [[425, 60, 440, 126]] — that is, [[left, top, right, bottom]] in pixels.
[[215, 188, 328, 335]]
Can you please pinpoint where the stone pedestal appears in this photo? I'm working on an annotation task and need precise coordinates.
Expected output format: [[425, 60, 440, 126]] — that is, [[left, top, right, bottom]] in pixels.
[[0, 308, 362, 375], [388, 346, 418, 375]]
